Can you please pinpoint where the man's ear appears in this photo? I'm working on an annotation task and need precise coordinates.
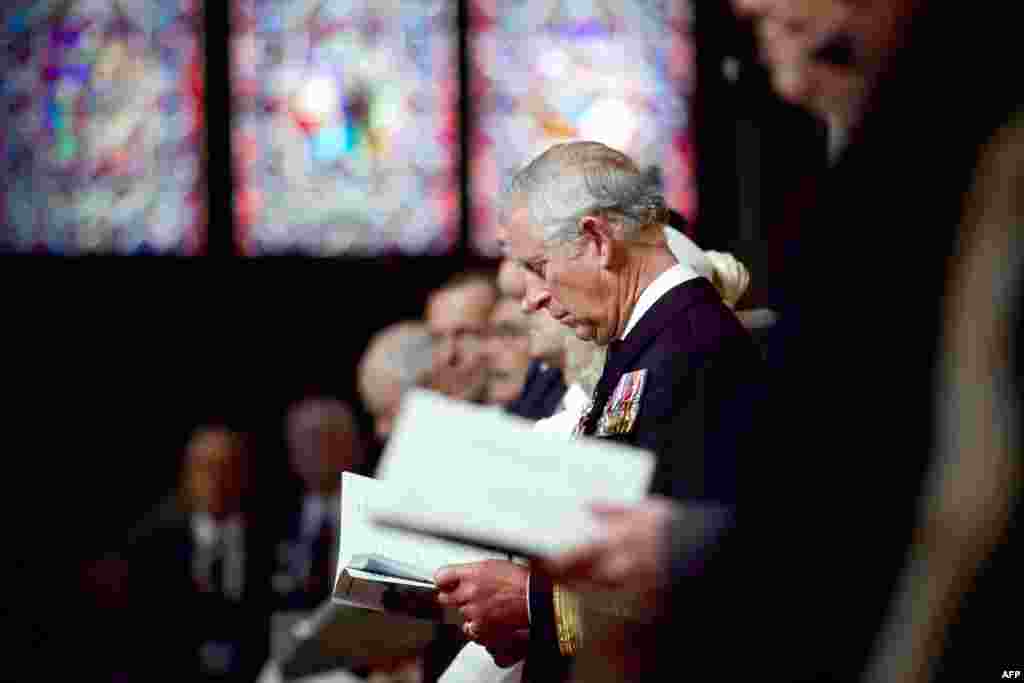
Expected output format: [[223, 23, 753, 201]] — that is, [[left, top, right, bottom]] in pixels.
[[580, 215, 618, 269]]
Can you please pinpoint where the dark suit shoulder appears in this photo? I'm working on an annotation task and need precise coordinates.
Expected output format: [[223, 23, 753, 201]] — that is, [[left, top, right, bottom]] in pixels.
[[617, 284, 761, 415], [595, 282, 763, 504]]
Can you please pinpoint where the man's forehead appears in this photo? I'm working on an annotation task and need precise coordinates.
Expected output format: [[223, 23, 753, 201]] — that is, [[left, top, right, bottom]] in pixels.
[[428, 287, 492, 328]]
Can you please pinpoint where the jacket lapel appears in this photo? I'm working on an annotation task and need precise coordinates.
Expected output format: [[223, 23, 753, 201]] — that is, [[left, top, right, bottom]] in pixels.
[[608, 277, 717, 374], [584, 277, 717, 436]]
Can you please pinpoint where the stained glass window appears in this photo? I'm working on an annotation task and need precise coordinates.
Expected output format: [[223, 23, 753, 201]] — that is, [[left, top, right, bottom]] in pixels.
[[231, 0, 459, 257], [468, 0, 696, 255], [0, 0, 205, 254]]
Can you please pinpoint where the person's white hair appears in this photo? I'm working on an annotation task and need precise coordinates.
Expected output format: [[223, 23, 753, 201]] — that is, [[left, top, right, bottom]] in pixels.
[[663, 229, 751, 309], [704, 251, 751, 309], [501, 141, 667, 245], [358, 321, 434, 399], [574, 344, 608, 398]]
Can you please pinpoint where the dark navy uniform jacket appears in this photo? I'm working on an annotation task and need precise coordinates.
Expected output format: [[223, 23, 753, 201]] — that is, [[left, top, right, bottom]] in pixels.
[[524, 276, 764, 682]]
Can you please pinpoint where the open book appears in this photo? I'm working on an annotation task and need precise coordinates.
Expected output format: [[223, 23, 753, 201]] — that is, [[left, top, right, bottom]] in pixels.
[[371, 389, 656, 559], [330, 472, 504, 623]]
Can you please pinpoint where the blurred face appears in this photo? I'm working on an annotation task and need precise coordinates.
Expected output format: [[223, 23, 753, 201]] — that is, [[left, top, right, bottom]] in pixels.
[[732, 0, 913, 126], [362, 375, 404, 443], [426, 282, 495, 401], [483, 298, 532, 405], [497, 258, 526, 299], [185, 431, 246, 520], [564, 333, 603, 387], [288, 425, 360, 495], [499, 207, 620, 345], [528, 303, 568, 367]]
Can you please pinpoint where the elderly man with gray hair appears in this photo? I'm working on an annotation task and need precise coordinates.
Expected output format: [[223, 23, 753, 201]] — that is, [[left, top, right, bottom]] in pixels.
[[358, 321, 435, 444], [433, 141, 765, 682]]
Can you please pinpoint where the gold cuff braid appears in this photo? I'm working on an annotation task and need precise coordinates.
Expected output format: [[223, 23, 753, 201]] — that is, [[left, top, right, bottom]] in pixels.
[[553, 583, 583, 657]]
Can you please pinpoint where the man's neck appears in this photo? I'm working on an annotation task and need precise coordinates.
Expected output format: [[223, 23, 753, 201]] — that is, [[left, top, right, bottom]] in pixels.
[[614, 243, 678, 340]]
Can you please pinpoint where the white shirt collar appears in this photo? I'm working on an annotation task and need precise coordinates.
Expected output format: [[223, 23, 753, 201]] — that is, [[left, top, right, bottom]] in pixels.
[[561, 383, 590, 414], [529, 384, 594, 439], [620, 263, 701, 340], [192, 513, 244, 548]]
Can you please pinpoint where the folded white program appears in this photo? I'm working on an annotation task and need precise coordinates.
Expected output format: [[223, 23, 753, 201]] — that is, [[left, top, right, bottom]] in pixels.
[[371, 389, 656, 559]]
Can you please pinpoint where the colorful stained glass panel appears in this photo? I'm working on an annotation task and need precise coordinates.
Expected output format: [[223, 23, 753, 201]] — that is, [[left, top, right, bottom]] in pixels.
[[0, 0, 205, 254], [469, 0, 696, 255], [231, 0, 459, 256]]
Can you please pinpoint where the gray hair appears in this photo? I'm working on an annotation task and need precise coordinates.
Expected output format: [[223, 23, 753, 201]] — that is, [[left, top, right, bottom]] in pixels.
[[501, 141, 667, 246], [358, 321, 434, 399]]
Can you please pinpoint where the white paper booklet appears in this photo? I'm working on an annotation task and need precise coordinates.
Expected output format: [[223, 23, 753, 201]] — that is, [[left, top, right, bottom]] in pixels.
[[330, 472, 502, 623], [371, 389, 656, 558]]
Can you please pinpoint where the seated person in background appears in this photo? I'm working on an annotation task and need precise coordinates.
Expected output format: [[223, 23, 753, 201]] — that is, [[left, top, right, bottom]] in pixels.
[[121, 426, 275, 683], [704, 250, 750, 310], [704, 249, 780, 343], [358, 320, 435, 444], [502, 257, 569, 421], [434, 271, 571, 683], [665, 209, 778, 338], [425, 271, 498, 403], [359, 320, 464, 683], [532, 334, 607, 438], [275, 398, 366, 610], [483, 295, 534, 407]]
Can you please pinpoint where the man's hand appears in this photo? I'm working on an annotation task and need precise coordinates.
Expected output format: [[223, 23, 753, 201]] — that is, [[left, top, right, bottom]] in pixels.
[[435, 559, 530, 659], [540, 498, 676, 602]]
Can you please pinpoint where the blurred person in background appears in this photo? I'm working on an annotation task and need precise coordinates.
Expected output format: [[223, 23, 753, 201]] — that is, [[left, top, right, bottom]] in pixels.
[[483, 296, 534, 407], [497, 254, 527, 299], [358, 320, 467, 683], [357, 320, 435, 445], [665, 209, 776, 337], [729, 0, 1023, 680], [703, 249, 780, 348], [531, 334, 606, 439], [425, 271, 499, 403], [121, 426, 274, 683], [503, 257, 570, 421], [275, 398, 366, 610], [538, 1, 1021, 681]]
